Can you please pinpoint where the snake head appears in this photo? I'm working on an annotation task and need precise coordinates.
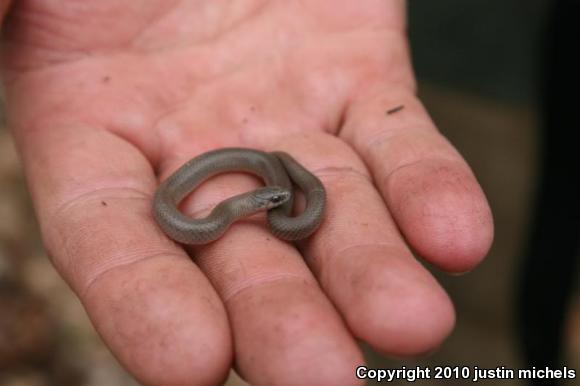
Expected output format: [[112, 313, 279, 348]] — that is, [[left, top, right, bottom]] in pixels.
[[253, 187, 292, 210]]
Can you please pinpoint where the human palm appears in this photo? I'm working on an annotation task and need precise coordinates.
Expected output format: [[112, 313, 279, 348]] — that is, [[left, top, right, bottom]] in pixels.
[[1, 1, 493, 385]]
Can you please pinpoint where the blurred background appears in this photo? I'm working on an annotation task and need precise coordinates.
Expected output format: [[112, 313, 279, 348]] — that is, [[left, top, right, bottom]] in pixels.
[[1, 1, 578, 385]]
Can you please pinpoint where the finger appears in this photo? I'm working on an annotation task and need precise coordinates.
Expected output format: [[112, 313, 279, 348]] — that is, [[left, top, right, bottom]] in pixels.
[[340, 86, 494, 273], [159, 147, 365, 386], [0, 0, 11, 22], [12, 124, 231, 386], [266, 132, 455, 356]]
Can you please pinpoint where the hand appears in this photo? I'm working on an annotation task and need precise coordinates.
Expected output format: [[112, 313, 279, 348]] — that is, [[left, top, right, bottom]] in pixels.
[[1, 1, 493, 385]]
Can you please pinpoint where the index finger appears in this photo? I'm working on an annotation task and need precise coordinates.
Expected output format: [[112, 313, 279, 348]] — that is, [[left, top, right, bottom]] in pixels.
[[11, 122, 232, 385]]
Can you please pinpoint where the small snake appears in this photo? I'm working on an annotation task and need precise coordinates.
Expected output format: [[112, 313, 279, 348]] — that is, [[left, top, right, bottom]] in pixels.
[[153, 148, 326, 244]]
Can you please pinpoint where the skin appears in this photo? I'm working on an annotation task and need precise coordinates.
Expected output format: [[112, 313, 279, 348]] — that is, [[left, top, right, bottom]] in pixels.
[[0, 1, 493, 386]]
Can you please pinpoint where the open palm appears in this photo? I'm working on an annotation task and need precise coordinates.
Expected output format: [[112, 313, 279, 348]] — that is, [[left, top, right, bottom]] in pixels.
[[1, 1, 493, 385]]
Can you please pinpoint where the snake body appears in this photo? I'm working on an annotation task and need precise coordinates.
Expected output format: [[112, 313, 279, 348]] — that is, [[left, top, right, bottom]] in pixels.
[[153, 148, 326, 244]]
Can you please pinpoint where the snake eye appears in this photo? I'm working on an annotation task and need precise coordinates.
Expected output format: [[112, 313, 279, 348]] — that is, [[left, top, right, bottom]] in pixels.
[[271, 195, 282, 203]]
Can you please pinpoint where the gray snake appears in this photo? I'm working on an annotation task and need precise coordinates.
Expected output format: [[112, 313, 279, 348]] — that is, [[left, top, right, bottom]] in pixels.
[[153, 148, 326, 244]]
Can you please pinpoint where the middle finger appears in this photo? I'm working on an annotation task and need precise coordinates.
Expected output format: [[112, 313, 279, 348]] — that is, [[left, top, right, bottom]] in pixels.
[[158, 144, 364, 386]]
